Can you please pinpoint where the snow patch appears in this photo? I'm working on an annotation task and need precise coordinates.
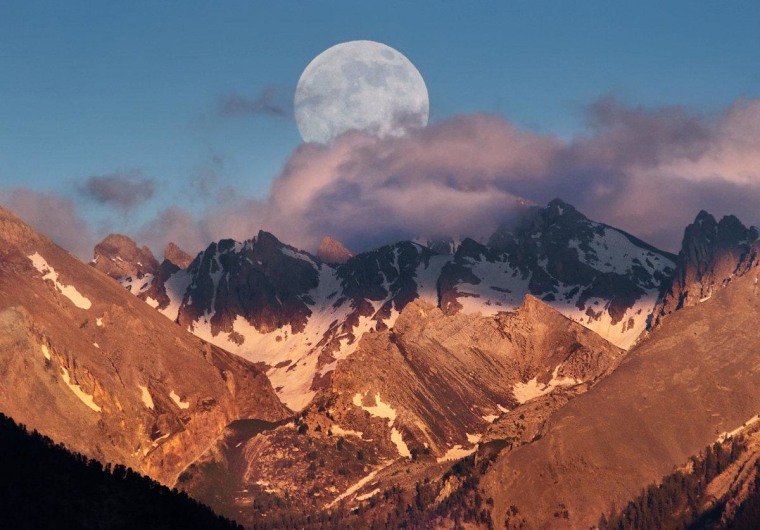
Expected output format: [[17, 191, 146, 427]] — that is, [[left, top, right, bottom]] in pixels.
[[391, 428, 411, 458], [60, 367, 101, 412], [482, 414, 498, 423], [41, 344, 51, 360], [120, 273, 154, 296], [184, 265, 356, 411], [28, 253, 92, 309], [328, 466, 384, 507], [466, 433, 482, 444], [437, 445, 476, 463], [512, 366, 582, 404], [145, 296, 159, 308], [159, 270, 192, 321], [331, 425, 363, 438], [717, 415, 760, 443], [139, 385, 154, 409], [96, 318, 103, 327], [280, 247, 318, 267], [169, 390, 189, 409], [356, 488, 380, 501], [353, 393, 397, 425], [353, 392, 410, 458]]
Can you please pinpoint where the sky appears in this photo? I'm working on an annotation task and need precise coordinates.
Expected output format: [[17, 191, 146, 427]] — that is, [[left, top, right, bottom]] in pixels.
[[1, 1, 760, 258]]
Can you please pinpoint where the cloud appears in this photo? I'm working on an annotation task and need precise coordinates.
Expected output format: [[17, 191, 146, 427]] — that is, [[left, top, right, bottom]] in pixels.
[[254, 116, 557, 249], [125, 96, 760, 257], [0, 188, 95, 259], [78, 170, 155, 209], [136, 207, 210, 259], [13, 96, 760, 259], [219, 87, 291, 118]]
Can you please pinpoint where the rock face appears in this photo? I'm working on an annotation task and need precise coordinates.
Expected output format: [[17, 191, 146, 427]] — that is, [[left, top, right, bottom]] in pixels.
[[0, 207, 288, 487], [91, 233, 160, 279], [317, 235, 353, 264], [164, 242, 193, 269], [177, 297, 622, 525], [325, 296, 622, 459], [651, 210, 760, 330], [118, 234, 451, 410], [479, 268, 760, 529], [111, 200, 676, 412]]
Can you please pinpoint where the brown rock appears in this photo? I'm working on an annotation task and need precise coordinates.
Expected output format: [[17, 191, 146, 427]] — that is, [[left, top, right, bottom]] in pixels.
[[481, 268, 760, 529], [91, 233, 159, 279], [164, 242, 193, 269], [0, 206, 289, 487], [317, 235, 353, 264]]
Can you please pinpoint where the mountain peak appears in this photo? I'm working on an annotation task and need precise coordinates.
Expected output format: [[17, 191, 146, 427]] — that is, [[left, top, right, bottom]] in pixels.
[[164, 242, 192, 269], [91, 234, 159, 279], [317, 236, 353, 264], [694, 209, 717, 226], [546, 198, 575, 214], [651, 210, 760, 331]]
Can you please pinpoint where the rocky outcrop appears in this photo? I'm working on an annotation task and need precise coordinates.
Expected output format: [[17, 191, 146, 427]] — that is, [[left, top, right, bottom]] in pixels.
[[91, 233, 160, 279], [651, 210, 759, 330], [164, 242, 193, 269], [317, 235, 353, 264]]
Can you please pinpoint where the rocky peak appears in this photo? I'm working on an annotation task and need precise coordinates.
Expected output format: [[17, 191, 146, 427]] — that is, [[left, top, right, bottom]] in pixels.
[[317, 236, 353, 264], [487, 199, 588, 255], [178, 231, 321, 336], [439, 199, 676, 349], [91, 234, 159, 279], [422, 237, 459, 255], [164, 242, 193, 269], [0, 206, 45, 249], [651, 211, 760, 329]]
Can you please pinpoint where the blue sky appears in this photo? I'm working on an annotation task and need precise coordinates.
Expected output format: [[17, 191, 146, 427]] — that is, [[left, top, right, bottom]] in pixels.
[[1, 1, 760, 255]]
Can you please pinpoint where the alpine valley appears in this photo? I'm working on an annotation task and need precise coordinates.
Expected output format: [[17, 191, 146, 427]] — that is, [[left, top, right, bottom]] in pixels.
[[3, 198, 760, 529]]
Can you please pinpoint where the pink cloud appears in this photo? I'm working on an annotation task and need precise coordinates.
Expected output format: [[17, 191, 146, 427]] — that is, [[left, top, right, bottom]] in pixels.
[[7, 97, 760, 259]]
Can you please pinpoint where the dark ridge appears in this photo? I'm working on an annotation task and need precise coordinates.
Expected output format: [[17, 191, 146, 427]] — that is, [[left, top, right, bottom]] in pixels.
[[0, 412, 241, 530]]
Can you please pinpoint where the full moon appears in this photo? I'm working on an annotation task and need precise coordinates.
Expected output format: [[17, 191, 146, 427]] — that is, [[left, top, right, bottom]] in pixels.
[[294, 40, 429, 144]]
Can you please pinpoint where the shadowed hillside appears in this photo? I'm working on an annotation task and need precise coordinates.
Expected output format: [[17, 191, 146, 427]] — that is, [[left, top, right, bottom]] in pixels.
[[0, 412, 241, 530]]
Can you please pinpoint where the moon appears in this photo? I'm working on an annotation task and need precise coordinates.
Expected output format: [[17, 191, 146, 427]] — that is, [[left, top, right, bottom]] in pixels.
[[294, 40, 429, 144]]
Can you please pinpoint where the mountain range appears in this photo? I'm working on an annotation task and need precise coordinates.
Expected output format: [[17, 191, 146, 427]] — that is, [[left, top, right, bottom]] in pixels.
[[2, 198, 760, 528]]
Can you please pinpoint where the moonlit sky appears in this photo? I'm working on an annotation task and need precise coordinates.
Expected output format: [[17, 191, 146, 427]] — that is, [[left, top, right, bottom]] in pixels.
[[1, 1, 760, 258]]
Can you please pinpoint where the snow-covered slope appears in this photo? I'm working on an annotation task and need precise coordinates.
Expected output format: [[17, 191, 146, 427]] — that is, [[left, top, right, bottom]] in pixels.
[[439, 199, 676, 349], [117, 233, 446, 410], [102, 200, 677, 410]]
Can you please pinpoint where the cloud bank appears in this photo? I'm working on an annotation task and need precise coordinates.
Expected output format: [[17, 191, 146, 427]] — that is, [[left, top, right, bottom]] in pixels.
[[5, 97, 760, 259], [144, 96, 760, 256]]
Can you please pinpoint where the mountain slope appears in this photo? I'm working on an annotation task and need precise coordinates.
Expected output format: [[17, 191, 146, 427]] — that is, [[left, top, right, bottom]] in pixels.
[[0, 412, 240, 530], [0, 206, 288, 486], [99, 200, 675, 412], [479, 265, 760, 529], [439, 199, 676, 349], [176, 296, 622, 525]]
